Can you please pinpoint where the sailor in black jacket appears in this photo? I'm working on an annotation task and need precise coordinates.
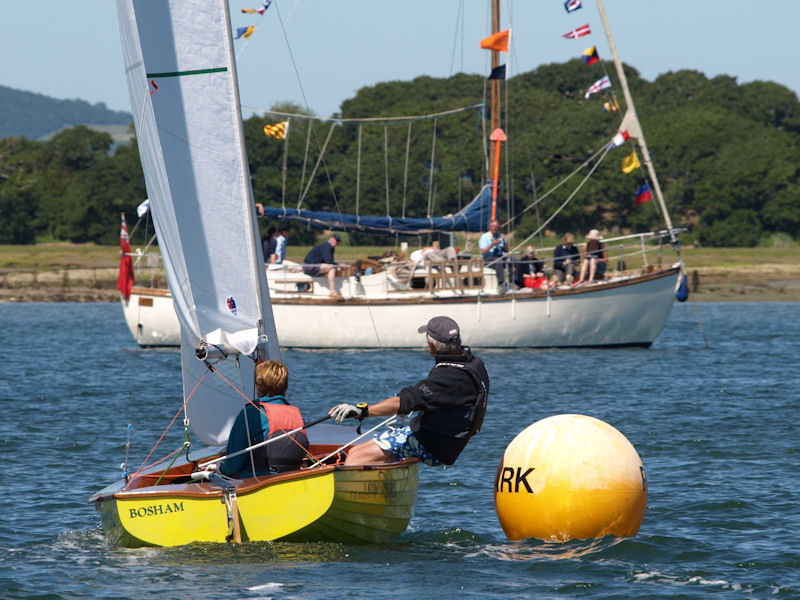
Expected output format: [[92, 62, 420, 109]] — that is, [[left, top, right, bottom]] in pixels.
[[329, 316, 489, 466]]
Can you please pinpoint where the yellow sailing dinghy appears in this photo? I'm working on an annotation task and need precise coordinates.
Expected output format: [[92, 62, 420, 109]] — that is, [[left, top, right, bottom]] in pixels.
[[88, 0, 417, 547]]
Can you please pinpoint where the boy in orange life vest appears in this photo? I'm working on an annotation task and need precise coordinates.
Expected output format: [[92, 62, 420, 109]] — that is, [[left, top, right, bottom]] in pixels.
[[220, 361, 308, 477]]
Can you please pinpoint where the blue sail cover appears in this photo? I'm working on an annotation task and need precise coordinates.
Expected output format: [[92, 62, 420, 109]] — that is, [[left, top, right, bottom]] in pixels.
[[261, 182, 493, 236]]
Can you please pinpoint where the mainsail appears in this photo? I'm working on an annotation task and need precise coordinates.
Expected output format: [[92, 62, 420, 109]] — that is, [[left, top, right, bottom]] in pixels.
[[261, 183, 494, 235], [116, 0, 279, 444]]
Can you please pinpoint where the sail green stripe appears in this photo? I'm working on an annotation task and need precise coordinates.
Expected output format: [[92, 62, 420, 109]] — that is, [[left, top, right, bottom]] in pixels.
[[147, 67, 228, 79]]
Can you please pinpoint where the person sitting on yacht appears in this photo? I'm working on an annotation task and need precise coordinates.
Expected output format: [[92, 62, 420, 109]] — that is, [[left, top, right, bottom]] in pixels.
[[552, 232, 580, 285], [302, 233, 341, 297], [220, 361, 309, 478], [479, 219, 515, 292], [575, 229, 608, 285], [516, 245, 549, 289], [268, 222, 290, 269]]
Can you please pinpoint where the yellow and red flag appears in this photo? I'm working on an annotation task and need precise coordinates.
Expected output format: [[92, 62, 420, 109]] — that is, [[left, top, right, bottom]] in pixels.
[[263, 121, 288, 139]]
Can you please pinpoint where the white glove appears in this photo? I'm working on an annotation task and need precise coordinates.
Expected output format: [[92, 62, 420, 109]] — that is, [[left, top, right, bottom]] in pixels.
[[330, 403, 359, 423], [330, 403, 369, 423]]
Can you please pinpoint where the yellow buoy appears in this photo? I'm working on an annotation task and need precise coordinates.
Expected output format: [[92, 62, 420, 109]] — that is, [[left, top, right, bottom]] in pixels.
[[494, 414, 647, 542]]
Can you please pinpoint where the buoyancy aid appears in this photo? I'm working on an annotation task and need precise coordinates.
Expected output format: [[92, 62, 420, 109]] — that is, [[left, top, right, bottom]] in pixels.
[[420, 352, 489, 440], [255, 402, 309, 473]]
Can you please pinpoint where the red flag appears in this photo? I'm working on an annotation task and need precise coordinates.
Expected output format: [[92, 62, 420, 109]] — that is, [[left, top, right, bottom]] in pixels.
[[117, 213, 134, 300], [480, 29, 511, 52]]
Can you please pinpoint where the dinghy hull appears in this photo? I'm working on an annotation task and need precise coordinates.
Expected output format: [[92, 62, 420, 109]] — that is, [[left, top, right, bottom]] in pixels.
[[90, 459, 418, 547]]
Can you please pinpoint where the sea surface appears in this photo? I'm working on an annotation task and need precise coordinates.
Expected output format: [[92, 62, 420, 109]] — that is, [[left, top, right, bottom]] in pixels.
[[0, 301, 798, 599]]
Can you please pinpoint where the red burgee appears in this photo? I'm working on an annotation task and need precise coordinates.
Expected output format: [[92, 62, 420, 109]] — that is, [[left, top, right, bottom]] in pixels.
[[117, 213, 134, 300]]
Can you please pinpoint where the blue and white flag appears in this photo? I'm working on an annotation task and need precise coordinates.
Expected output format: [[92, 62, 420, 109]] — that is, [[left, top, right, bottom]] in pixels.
[[564, 0, 582, 13], [136, 198, 150, 218]]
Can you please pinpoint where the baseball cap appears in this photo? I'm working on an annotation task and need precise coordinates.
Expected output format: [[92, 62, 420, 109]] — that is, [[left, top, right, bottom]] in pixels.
[[417, 316, 461, 343]]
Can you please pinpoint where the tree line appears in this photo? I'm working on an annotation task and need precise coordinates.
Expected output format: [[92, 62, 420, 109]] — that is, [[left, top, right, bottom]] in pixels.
[[2, 60, 799, 247]]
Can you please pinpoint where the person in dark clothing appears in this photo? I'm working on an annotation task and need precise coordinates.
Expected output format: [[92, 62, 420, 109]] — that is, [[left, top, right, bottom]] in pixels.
[[553, 232, 581, 285], [262, 225, 277, 265], [303, 233, 341, 296], [515, 245, 547, 288], [220, 361, 308, 478], [329, 316, 489, 466]]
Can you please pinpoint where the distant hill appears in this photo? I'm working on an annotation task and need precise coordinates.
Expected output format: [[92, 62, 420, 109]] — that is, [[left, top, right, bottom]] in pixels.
[[0, 85, 132, 140]]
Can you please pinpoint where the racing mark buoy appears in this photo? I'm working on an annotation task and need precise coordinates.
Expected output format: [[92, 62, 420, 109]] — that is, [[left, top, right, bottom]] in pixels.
[[494, 414, 647, 542]]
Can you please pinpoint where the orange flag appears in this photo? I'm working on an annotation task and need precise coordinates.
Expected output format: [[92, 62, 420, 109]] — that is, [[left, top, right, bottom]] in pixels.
[[479, 29, 511, 52]]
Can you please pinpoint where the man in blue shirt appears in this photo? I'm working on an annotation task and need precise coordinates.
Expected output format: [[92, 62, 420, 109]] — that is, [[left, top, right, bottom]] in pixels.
[[479, 219, 515, 292], [303, 233, 341, 297], [270, 222, 290, 266]]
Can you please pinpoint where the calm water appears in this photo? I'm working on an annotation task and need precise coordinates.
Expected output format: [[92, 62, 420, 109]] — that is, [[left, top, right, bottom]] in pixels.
[[0, 301, 798, 599]]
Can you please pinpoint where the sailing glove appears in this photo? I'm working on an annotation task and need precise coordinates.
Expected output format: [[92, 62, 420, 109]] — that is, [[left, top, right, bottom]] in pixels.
[[329, 402, 368, 423]]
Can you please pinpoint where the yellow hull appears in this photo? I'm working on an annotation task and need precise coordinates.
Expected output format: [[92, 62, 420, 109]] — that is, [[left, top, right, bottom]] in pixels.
[[91, 459, 418, 547], [281, 461, 420, 544], [95, 468, 336, 547]]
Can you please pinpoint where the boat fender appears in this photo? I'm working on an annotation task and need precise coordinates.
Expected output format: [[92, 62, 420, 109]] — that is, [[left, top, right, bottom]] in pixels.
[[675, 274, 689, 302]]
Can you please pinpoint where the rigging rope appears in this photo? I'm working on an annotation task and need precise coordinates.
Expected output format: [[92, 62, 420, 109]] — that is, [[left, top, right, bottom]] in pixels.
[[126, 369, 209, 484], [510, 144, 612, 255], [402, 122, 412, 218], [502, 141, 610, 241], [260, 103, 484, 126]]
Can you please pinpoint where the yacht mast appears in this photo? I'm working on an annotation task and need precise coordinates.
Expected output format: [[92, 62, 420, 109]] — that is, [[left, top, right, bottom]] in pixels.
[[594, 0, 676, 243], [488, 0, 502, 221]]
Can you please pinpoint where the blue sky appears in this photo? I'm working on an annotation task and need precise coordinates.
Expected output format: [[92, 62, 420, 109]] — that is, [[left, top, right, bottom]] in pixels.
[[1, 1, 796, 119]]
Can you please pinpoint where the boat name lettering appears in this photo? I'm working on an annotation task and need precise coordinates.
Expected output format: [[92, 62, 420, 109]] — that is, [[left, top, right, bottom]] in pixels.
[[495, 466, 534, 493], [128, 502, 185, 519]]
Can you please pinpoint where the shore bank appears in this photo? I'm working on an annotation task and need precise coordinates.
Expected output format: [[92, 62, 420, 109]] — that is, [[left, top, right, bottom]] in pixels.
[[1, 265, 799, 302]]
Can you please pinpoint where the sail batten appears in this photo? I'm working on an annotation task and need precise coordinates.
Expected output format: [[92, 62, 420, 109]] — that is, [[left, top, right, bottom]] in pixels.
[[117, 0, 270, 445]]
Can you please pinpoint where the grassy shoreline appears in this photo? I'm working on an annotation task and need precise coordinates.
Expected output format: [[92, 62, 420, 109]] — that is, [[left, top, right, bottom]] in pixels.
[[1, 242, 799, 302]]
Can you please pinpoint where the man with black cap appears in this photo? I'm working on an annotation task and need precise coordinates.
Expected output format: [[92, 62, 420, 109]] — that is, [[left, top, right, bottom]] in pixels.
[[329, 316, 489, 466], [302, 233, 341, 297]]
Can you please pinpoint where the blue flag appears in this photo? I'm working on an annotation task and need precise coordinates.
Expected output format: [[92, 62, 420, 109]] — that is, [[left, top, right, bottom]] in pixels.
[[564, 0, 582, 13], [488, 64, 507, 80]]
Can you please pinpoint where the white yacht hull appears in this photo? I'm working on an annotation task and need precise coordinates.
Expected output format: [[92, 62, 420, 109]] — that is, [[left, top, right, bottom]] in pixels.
[[121, 266, 680, 349], [121, 288, 182, 347]]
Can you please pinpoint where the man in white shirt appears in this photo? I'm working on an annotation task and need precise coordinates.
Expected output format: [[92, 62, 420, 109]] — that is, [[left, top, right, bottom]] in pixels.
[[478, 219, 515, 292]]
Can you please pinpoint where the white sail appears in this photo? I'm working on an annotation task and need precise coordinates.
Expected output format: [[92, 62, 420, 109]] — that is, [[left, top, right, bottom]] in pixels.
[[116, 0, 279, 444]]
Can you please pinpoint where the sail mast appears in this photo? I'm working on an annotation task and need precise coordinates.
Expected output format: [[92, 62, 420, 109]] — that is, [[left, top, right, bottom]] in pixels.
[[221, 0, 281, 359], [489, 0, 501, 220], [594, 0, 676, 243]]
